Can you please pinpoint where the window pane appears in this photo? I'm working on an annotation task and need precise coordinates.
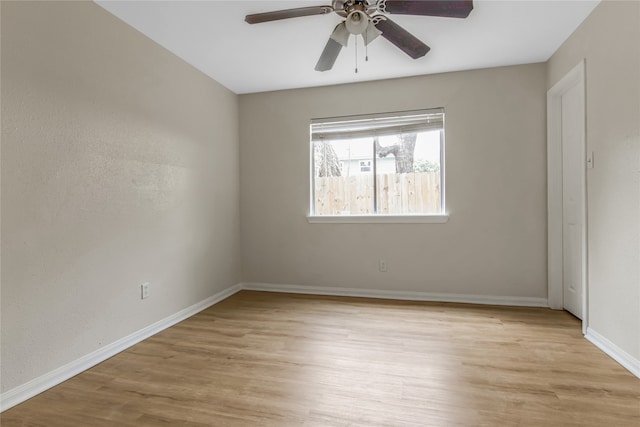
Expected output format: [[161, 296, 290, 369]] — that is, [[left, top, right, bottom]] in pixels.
[[313, 138, 373, 215], [375, 130, 442, 214], [310, 108, 444, 217]]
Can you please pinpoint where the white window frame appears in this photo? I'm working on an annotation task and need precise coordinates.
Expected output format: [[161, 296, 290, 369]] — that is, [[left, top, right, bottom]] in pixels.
[[308, 109, 449, 224]]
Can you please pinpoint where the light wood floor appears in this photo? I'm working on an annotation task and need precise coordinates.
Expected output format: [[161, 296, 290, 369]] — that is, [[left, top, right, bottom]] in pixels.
[[2, 291, 639, 426]]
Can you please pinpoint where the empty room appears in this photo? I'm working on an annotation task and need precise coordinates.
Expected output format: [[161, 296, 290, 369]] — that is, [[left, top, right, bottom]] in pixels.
[[1, 0, 638, 425]]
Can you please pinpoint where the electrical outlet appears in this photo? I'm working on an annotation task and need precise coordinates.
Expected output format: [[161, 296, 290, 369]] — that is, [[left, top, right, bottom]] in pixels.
[[141, 282, 150, 299], [378, 260, 387, 272]]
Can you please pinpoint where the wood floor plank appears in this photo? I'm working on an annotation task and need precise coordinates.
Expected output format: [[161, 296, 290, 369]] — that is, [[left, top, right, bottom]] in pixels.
[[2, 291, 639, 426]]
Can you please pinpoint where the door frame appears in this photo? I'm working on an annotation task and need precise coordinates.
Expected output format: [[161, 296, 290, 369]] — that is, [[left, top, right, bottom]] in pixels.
[[547, 60, 588, 334]]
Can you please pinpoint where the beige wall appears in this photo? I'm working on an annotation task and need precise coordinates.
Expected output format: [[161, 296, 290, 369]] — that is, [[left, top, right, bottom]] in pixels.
[[4, 0, 634, 401], [547, 1, 640, 360], [239, 64, 547, 298], [1, 1, 240, 393]]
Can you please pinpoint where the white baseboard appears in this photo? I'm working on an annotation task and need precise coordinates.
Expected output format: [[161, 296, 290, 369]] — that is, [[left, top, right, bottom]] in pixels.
[[241, 282, 549, 307], [585, 328, 640, 378], [0, 283, 243, 412], [9, 281, 638, 414]]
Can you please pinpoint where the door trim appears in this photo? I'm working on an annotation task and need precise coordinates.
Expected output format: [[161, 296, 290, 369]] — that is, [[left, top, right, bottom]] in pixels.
[[547, 60, 587, 334]]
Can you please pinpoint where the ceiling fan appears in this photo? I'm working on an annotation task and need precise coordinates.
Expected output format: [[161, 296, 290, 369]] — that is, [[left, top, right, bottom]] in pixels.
[[245, 0, 473, 72]]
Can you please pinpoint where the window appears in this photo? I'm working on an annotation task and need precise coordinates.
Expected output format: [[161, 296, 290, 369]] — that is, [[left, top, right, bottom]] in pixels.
[[310, 109, 445, 221]]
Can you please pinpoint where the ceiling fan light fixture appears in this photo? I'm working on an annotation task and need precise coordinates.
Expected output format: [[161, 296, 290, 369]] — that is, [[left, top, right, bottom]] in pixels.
[[330, 22, 350, 47], [345, 10, 369, 35]]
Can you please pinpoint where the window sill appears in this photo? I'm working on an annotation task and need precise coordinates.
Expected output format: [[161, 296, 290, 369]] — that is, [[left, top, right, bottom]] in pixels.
[[307, 214, 449, 224]]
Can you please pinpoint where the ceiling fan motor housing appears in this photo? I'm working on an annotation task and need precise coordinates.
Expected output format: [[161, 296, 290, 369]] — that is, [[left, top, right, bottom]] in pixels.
[[332, 0, 372, 18]]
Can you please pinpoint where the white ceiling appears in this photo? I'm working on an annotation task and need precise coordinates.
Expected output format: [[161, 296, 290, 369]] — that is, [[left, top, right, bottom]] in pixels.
[[95, 0, 599, 94]]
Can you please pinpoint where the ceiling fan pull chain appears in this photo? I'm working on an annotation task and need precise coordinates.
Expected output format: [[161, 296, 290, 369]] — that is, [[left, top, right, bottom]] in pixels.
[[355, 35, 358, 73], [365, 32, 369, 62]]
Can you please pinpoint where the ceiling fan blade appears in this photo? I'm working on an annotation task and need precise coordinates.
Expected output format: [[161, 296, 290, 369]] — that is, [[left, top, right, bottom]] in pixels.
[[374, 18, 430, 59], [330, 22, 350, 47], [245, 6, 333, 24], [378, 0, 473, 18], [315, 38, 343, 72]]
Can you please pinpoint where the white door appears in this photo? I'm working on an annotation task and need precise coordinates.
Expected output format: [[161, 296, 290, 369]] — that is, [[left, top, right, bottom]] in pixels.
[[547, 61, 586, 330], [560, 84, 584, 319]]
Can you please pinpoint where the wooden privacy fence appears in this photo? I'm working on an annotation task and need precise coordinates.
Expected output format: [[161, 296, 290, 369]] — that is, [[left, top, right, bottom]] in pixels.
[[314, 172, 441, 215]]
